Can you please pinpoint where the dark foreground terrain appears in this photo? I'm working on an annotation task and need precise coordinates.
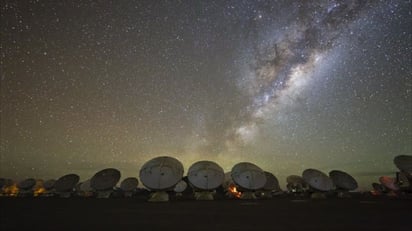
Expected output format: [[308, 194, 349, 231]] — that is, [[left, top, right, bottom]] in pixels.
[[1, 196, 411, 231]]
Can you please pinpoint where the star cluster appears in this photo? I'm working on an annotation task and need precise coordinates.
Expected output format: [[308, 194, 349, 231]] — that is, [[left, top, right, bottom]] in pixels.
[[1, 0, 411, 189]]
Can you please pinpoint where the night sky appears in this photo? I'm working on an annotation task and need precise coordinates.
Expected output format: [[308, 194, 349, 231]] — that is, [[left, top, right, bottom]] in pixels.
[[1, 0, 411, 190]]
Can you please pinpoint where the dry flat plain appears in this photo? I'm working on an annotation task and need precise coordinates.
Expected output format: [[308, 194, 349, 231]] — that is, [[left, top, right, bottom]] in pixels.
[[1, 196, 411, 231]]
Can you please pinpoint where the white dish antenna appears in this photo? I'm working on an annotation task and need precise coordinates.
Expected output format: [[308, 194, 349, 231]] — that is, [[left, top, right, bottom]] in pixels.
[[329, 170, 358, 191], [394, 155, 412, 173], [262, 172, 281, 191], [91, 168, 121, 191], [54, 174, 80, 192], [173, 180, 187, 193], [17, 178, 36, 190], [188, 160, 225, 190], [139, 156, 184, 190], [120, 177, 139, 192], [231, 162, 266, 190], [302, 169, 333, 192], [379, 176, 399, 191], [43, 179, 56, 190]]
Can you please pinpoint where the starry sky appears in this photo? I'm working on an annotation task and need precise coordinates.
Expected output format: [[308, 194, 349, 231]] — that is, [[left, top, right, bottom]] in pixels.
[[1, 0, 411, 190]]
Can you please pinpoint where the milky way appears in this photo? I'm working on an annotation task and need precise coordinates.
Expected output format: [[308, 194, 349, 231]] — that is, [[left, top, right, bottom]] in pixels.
[[231, 1, 374, 144], [1, 0, 411, 189]]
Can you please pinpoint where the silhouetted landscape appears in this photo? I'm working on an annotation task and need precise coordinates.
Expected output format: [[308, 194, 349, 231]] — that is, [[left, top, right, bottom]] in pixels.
[[1, 196, 411, 231]]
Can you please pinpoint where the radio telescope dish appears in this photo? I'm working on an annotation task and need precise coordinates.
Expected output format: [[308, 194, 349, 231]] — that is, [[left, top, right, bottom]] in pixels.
[[379, 176, 399, 191], [394, 155, 412, 173], [262, 172, 281, 191], [139, 156, 184, 190], [43, 179, 56, 190], [188, 161, 224, 190], [120, 177, 139, 192], [54, 174, 80, 192], [91, 168, 121, 191], [173, 180, 187, 193], [17, 178, 36, 190], [302, 169, 333, 192], [231, 162, 266, 190], [329, 170, 358, 191]]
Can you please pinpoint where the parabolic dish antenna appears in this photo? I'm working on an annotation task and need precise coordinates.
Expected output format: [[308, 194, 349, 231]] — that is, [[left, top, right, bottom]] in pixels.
[[302, 169, 334, 192], [43, 179, 56, 190], [231, 162, 266, 190], [80, 179, 93, 192], [379, 176, 399, 191], [139, 156, 184, 190], [394, 155, 412, 173], [262, 172, 281, 191], [188, 160, 225, 190], [329, 170, 358, 191], [54, 174, 80, 192], [120, 177, 139, 192], [17, 178, 36, 190], [173, 180, 187, 193], [91, 168, 121, 191]]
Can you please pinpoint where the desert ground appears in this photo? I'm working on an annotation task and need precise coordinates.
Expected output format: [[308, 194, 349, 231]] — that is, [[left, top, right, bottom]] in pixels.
[[1, 194, 411, 231]]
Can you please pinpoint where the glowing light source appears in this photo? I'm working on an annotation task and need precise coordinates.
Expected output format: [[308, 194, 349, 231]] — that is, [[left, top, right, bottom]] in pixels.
[[228, 184, 242, 198], [33, 187, 46, 197], [1, 184, 19, 197]]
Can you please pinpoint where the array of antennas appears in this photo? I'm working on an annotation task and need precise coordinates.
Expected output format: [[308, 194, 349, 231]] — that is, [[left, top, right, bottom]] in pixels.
[[0, 155, 411, 201], [369, 155, 412, 196]]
